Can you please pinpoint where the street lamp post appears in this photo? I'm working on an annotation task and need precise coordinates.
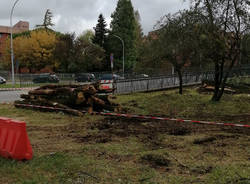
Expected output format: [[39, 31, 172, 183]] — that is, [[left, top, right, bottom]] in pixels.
[[10, 0, 20, 86], [113, 35, 125, 78]]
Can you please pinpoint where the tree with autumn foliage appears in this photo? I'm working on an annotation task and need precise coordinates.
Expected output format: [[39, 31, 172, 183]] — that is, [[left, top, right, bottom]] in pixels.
[[1, 29, 57, 72]]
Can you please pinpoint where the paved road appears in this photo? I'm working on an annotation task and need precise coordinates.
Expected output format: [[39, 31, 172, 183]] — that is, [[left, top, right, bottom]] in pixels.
[[0, 90, 28, 103]]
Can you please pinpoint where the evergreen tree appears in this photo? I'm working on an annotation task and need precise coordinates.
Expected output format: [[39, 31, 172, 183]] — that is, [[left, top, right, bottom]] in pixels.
[[109, 0, 137, 71], [134, 10, 143, 43], [36, 9, 54, 30], [92, 14, 107, 48], [134, 10, 144, 63]]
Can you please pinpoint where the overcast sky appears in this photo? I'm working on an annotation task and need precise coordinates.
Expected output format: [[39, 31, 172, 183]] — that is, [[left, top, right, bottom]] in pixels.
[[0, 0, 189, 35]]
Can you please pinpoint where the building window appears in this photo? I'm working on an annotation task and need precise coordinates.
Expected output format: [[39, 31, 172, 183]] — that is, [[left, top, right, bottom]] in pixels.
[[0, 33, 2, 38]]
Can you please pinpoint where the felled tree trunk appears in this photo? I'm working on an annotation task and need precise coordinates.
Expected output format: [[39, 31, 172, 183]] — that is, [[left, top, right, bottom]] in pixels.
[[15, 83, 120, 115]]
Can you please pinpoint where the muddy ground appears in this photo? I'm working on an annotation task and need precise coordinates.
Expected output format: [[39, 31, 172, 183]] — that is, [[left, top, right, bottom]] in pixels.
[[10, 112, 248, 183], [72, 116, 250, 143], [27, 115, 250, 161]]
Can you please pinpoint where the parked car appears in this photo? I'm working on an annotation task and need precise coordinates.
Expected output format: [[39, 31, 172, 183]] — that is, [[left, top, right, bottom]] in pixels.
[[99, 74, 124, 81], [33, 73, 59, 83], [75, 73, 95, 82], [0, 76, 6, 84]]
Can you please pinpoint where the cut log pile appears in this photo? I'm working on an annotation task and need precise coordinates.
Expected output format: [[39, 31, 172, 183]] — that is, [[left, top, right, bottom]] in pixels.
[[197, 81, 236, 94], [14, 84, 120, 116]]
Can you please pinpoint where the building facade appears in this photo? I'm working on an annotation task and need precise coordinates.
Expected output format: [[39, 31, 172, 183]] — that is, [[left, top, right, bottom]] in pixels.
[[0, 21, 29, 58]]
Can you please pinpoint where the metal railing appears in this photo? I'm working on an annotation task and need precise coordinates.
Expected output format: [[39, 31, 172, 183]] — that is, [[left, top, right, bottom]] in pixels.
[[0, 64, 250, 93], [114, 67, 250, 94], [114, 72, 214, 94]]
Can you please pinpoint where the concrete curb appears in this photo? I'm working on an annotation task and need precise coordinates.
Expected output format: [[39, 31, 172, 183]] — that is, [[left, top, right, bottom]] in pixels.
[[0, 87, 37, 91]]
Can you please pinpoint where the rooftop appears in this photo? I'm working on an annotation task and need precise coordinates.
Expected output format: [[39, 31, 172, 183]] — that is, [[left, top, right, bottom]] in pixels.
[[0, 21, 29, 34]]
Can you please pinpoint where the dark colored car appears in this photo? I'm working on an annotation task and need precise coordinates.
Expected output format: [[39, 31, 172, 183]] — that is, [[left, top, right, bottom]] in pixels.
[[0, 76, 6, 84], [75, 73, 95, 82], [33, 74, 59, 83], [99, 74, 124, 81]]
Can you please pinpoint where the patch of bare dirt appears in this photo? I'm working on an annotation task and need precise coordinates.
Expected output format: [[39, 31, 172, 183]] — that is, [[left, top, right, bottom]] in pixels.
[[193, 134, 240, 145], [193, 137, 217, 145], [64, 116, 250, 146], [26, 115, 250, 155], [220, 114, 250, 123], [190, 165, 213, 174], [140, 153, 171, 168], [27, 123, 85, 132], [79, 117, 195, 147], [73, 133, 112, 143]]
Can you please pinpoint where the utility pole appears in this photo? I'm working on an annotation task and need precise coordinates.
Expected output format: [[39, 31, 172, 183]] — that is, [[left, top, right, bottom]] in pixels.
[[10, 0, 20, 86]]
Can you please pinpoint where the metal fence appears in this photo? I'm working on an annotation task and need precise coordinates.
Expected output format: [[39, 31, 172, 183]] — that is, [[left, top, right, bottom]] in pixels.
[[114, 72, 215, 94], [0, 64, 250, 92], [114, 67, 250, 94]]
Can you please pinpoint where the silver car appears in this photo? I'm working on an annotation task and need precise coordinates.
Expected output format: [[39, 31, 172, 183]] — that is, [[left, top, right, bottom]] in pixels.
[[0, 76, 6, 84]]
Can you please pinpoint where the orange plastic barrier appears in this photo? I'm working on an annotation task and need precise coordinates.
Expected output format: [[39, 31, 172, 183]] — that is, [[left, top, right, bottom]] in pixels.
[[0, 117, 33, 160]]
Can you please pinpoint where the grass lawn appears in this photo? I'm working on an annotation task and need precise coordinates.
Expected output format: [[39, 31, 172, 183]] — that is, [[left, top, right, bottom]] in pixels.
[[0, 83, 38, 89], [0, 87, 249, 184], [0, 82, 80, 89]]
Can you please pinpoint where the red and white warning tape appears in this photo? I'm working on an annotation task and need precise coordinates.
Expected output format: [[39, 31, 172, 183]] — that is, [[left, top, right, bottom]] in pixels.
[[14, 103, 250, 128]]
